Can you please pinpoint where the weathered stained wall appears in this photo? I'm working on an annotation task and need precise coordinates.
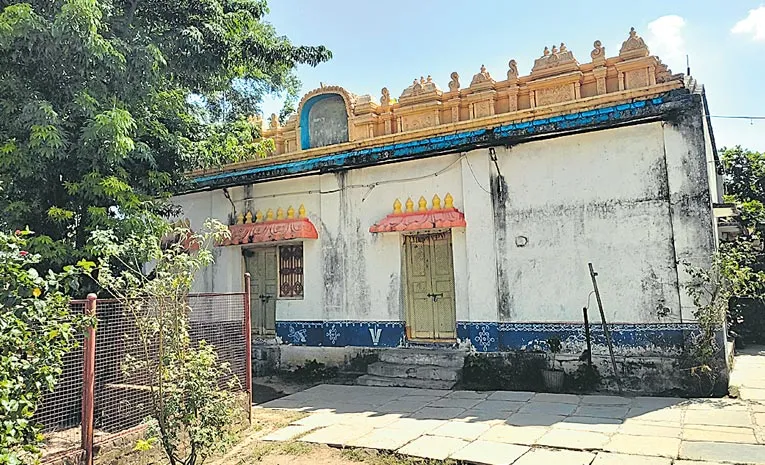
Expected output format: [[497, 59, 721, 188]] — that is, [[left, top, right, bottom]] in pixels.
[[173, 115, 717, 353]]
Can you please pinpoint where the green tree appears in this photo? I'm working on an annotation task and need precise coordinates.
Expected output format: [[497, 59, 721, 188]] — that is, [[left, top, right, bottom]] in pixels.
[[721, 146, 765, 239], [0, 230, 89, 463], [0, 0, 330, 272]]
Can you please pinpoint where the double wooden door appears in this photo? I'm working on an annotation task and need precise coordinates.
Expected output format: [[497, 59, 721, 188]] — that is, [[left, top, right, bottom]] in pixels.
[[404, 232, 457, 340], [244, 247, 277, 334]]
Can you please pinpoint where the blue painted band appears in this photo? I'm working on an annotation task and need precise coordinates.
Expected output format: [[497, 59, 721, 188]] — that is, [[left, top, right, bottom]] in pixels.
[[275, 320, 705, 355], [191, 90, 694, 190]]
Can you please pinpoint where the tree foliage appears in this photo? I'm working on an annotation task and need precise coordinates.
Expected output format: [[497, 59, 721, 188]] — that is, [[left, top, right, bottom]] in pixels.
[[0, 0, 330, 272], [721, 146, 765, 239], [0, 230, 89, 464], [84, 219, 238, 465]]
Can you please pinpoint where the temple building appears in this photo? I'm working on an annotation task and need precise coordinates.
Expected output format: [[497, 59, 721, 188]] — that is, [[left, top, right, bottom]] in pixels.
[[175, 28, 731, 392]]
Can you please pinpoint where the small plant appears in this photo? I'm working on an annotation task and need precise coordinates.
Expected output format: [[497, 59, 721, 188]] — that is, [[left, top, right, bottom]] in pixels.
[[283, 360, 338, 382], [546, 337, 562, 370], [571, 363, 601, 392]]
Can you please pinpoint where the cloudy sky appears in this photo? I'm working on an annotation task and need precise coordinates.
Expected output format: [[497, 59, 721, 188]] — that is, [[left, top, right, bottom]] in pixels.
[[260, 1, 765, 151]]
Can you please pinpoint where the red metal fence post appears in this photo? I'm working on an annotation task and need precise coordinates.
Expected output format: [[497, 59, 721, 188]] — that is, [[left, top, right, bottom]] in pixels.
[[81, 294, 97, 465], [243, 273, 253, 424]]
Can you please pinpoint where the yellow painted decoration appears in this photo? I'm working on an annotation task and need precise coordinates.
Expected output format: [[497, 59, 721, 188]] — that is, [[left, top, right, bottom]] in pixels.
[[444, 193, 454, 209], [255, 210, 263, 222], [418, 196, 427, 212], [236, 212, 244, 224], [287, 206, 295, 219], [432, 194, 441, 210], [405, 198, 414, 213], [298, 204, 306, 218], [393, 199, 402, 214], [276, 207, 284, 220], [244, 210, 253, 224], [266, 209, 274, 221]]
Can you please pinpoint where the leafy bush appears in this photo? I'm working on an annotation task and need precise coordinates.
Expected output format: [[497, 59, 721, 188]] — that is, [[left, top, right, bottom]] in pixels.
[[85, 219, 240, 465], [0, 230, 88, 463]]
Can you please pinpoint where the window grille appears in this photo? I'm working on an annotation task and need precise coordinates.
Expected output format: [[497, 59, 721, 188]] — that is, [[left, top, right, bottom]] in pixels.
[[279, 244, 304, 298]]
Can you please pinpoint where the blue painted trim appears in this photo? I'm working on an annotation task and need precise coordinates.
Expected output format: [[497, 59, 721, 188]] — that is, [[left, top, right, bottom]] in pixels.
[[191, 90, 694, 190], [275, 320, 703, 355], [299, 94, 342, 150]]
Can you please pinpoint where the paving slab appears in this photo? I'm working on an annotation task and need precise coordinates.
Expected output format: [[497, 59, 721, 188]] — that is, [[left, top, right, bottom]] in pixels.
[[591, 452, 671, 465], [449, 440, 529, 465], [573, 405, 629, 419], [684, 409, 753, 428], [376, 399, 430, 413], [673, 461, 729, 465], [430, 420, 492, 440], [554, 416, 623, 434], [404, 388, 452, 397], [478, 424, 549, 445], [471, 400, 527, 413], [741, 388, 765, 401], [345, 427, 422, 450], [397, 435, 469, 460], [258, 398, 307, 410], [679, 440, 765, 464], [385, 418, 446, 435], [618, 420, 681, 438], [517, 401, 577, 416], [260, 424, 317, 442], [488, 391, 535, 402], [536, 428, 610, 450], [344, 413, 405, 429], [756, 412, 765, 425], [408, 406, 466, 420], [454, 409, 512, 423], [682, 424, 759, 444], [447, 390, 492, 399], [531, 393, 582, 404], [299, 423, 374, 446], [604, 434, 680, 458], [512, 448, 595, 465], [428, 397, 483, 409], [581, 395, 631, 406], [684, 399, 749, 411], [631, 397, 685, 409], [506, 412, 566, 427], [626, 407, 683, 424]]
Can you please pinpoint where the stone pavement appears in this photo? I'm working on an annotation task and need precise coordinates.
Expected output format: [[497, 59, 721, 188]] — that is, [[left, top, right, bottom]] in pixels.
[[258, 384, 765, 465], [729, 346, 765, 401]]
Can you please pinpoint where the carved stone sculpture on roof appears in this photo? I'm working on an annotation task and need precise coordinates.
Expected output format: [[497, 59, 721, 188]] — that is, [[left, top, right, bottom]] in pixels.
[[470, 65, 494, 86], [531, 42, 579, 78], [619, 27, 649, 59], [591, 40, 606, 63], [380, 87, 392, 106], [399, 75, 443, 99], [269, 113, 279, 130], [655, 58, 674, 83], [506, 59, 519, 81], [448, 72, 460, 92]]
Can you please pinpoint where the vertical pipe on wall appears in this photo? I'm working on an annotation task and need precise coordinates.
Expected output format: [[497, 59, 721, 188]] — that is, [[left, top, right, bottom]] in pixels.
[[81, 294, 97, 465], [243, 273, 253, 425]]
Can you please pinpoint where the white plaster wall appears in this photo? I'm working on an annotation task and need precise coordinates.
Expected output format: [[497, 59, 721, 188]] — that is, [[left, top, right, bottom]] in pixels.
[[493, 123, 683, 323], [173, 119, 716, 327]]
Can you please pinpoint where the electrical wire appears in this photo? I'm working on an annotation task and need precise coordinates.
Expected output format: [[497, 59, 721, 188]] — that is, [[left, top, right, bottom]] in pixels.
[[464, 155, 492, 194]]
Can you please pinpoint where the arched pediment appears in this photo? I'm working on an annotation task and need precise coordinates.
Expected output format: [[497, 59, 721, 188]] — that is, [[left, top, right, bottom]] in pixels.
[[298, 86, 356, 150]]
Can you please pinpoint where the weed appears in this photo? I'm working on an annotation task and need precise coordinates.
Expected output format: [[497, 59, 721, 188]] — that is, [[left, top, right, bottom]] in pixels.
[[282, 359, 339, 382], [341, 448, 457, 465]]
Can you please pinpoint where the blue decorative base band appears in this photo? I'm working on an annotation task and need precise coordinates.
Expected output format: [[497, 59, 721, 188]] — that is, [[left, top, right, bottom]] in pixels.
[[276, 320, 703, 355], [276, 321, 405, 347]]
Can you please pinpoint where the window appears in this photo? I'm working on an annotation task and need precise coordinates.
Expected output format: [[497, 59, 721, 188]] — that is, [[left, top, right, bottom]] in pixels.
[[278, 244, 304, 298]]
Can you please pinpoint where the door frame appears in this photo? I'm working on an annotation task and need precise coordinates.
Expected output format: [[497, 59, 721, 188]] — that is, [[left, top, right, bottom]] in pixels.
[[242, 245, 278, 335], [401, 229, 458, 342]]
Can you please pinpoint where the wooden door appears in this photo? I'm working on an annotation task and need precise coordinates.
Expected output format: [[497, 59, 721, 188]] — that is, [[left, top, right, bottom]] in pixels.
[[244, 247, 278, 334], [404, 232, 457, 340]]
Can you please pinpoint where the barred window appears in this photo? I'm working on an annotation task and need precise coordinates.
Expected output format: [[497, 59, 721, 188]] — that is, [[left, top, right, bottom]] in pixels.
[[278, 244, 304, 298]]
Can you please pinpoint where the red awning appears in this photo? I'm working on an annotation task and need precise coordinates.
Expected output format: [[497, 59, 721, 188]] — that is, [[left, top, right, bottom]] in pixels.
[[220, 217, 318, 246], [370, 208, 466, 233]]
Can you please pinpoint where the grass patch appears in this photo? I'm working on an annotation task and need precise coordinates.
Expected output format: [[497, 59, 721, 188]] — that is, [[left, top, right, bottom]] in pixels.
[[341, 448, 457, 465], [236, 440, 315, 463]]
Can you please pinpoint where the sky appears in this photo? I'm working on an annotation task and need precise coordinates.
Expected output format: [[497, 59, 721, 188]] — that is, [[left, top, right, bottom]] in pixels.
[[259, 1, 765, 152]]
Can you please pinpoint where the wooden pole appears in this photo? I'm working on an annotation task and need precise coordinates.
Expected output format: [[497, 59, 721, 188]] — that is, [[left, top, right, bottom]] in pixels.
[[588, 263, 622, 394], [243, 273, 253, 425], [81, 294, 97, 465]]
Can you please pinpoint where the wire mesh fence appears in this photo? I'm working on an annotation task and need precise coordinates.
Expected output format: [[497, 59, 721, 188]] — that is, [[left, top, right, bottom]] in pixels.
[[33, 291, 250, 460]]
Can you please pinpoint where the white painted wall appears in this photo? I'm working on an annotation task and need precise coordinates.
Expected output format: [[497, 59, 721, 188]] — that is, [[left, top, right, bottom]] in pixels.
[[173, 120, 716, 326]]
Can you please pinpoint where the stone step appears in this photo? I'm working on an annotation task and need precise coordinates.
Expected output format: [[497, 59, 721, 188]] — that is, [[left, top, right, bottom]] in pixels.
[[356, 374, 456, 390], [367, 361, 459, 381], [379, 348, 466, 368]]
